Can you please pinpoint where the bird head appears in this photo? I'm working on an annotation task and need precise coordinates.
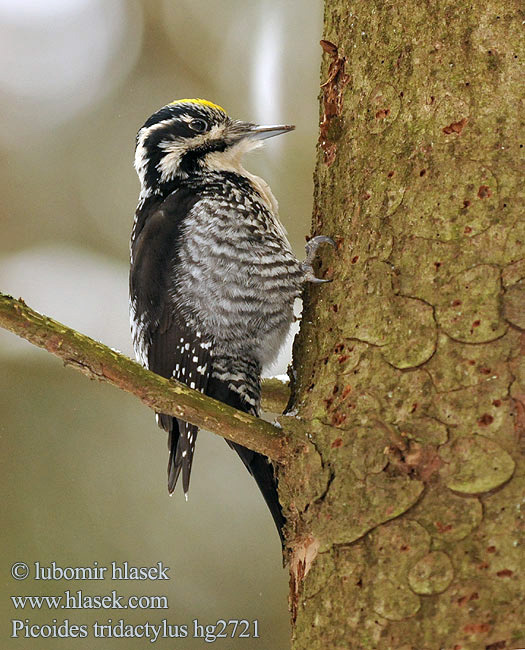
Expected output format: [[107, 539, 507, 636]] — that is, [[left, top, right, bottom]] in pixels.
[[135, 99, 294, 194]]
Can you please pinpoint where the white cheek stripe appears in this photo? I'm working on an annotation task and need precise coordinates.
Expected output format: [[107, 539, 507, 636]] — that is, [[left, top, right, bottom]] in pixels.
[[155, 124, 226, 184]]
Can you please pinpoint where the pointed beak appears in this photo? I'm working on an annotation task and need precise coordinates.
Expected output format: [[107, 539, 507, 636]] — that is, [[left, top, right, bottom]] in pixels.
[[248, 124, 295, 140]]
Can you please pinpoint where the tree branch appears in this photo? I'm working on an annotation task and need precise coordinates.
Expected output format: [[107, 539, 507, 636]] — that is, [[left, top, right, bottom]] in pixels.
[[260, 377, 290, 413], [0, 292, 290, 463]]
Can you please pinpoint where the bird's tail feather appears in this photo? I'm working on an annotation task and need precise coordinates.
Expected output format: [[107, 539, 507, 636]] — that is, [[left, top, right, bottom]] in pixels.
[[158, 414, 198, 495], [228, 440, 285, 544], [207, 362, 286, 543], [158, 363, 286, 543]]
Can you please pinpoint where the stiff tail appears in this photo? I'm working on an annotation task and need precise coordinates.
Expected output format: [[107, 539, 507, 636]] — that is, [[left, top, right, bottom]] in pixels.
[[229, 441, 286, 544], [158, 354, 287, 543], [158, 414, 198, 495], [207, 360, 286, 543]]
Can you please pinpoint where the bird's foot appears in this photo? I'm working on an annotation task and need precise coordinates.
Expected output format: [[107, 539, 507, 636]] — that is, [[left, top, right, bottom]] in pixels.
[[300, 235, 335, 283]]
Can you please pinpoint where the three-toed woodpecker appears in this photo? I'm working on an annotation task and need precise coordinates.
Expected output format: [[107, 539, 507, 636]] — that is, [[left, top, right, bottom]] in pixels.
[[129, 99, 330, 541]]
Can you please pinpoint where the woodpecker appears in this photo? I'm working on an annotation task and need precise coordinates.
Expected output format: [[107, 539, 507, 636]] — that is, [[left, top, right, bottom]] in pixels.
[[129, 98, 331, 542]]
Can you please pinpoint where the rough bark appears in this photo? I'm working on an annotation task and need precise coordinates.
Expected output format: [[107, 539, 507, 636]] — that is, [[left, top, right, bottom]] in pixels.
[[280, 1, 524, 649]]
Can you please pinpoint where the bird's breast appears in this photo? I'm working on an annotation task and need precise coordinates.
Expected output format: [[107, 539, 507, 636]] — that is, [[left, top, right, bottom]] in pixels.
[[172, 206, 302, 364]]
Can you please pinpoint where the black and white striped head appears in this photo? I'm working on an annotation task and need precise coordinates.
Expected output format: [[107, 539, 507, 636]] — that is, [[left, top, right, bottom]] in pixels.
[[135, 98, 294, 194]]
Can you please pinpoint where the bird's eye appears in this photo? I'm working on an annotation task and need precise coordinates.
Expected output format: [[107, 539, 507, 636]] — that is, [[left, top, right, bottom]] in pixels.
[[189, 118, 208, 133]]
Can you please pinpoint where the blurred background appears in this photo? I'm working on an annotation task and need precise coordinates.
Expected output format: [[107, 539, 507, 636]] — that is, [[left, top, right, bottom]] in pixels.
[[0, 0, 323, 647]]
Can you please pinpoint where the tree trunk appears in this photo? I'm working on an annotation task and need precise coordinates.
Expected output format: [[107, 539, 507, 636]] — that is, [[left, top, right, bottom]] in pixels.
[[280, 1, 524, 648]]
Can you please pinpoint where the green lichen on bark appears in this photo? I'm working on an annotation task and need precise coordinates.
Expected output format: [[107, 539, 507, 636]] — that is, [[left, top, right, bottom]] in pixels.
[[407, 550, 454, 595], [440, 434, 515, 494], [284, 0, 525, 648]]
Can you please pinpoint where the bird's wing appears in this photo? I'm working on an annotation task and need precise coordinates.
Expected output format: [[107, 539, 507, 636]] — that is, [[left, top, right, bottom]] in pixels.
[[130, 189, 212, 495], [151, 308, 212, 495]]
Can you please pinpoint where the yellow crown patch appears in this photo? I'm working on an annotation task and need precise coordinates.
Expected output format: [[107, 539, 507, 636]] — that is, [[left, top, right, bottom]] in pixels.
[[169, 98, 226, 113]]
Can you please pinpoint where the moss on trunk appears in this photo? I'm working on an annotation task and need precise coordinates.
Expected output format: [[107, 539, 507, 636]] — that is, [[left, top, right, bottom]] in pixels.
[[280, 0, 524, 648]]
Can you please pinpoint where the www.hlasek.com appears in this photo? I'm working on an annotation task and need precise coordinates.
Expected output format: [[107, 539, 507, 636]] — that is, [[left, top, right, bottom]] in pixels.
[[10, 561, 260, 643]]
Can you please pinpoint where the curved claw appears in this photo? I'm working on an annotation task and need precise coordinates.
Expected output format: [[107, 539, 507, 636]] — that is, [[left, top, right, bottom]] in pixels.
[[304, 274, 332, 284], [306, 235, 335, 251], [301, 235, 335, 284]]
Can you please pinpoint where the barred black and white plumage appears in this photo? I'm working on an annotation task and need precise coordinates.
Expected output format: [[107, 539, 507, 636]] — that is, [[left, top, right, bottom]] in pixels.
[[129, 99, 331, 542]]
